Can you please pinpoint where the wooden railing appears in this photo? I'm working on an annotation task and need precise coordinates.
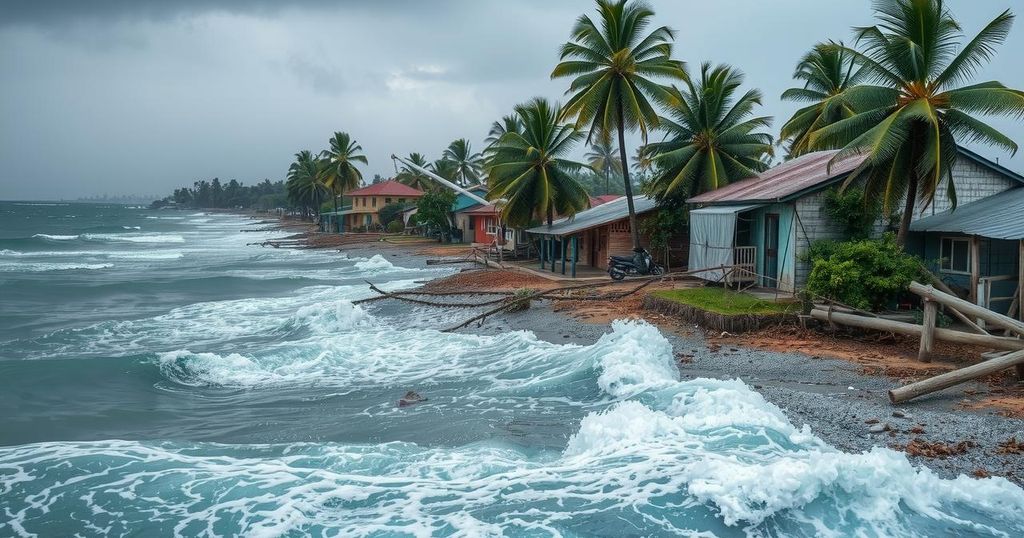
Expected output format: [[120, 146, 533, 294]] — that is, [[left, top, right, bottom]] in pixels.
[[731, 246, 757, 284]]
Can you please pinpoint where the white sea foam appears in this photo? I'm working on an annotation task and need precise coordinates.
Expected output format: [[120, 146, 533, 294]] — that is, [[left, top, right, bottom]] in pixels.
[[83, 233, 185, 244], [31, 233, 77, 241], [353, 254, 395, 271], [105, 251, 184, 260], [0, 262, 113, 272]]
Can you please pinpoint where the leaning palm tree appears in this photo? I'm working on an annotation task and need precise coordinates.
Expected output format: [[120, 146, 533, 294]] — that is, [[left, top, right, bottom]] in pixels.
[[584, 137, 623, 195], [320, 132, 367, 232], [442, 139, 483, 186], [286, 150, 326, 220], [644, 63, 774, 201], [395, 152, 434, 191], [487, 97, 590, 227], [811, 0, 1024, 246], [779, 41, 862, 158], [632, 145, 653, 174], [552, 0, 686, 251]]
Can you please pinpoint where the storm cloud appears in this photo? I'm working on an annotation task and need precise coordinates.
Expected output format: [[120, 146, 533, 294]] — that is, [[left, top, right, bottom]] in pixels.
[[1, 0, 1022, 200]]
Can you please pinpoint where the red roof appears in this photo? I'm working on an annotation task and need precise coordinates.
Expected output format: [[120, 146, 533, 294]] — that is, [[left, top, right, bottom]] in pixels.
[[687, 150, 867, 204], [589, 195, 622, 207], [346, 180, 424, 197], [463, 203, 500, 215]]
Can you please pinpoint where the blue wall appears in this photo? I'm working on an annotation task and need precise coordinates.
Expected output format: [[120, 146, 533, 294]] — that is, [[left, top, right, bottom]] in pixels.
[[911, 232, 1020, 315]]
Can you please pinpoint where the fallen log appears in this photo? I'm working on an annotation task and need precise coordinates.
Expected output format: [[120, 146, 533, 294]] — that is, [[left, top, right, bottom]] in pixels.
[[888, 349, 1024, 403], [809, 309, 1024, 351], [908, 282, 1024, 337]]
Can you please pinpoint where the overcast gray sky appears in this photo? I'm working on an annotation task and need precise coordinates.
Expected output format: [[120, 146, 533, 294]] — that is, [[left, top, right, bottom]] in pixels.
[[1, 0, 1022, 200]]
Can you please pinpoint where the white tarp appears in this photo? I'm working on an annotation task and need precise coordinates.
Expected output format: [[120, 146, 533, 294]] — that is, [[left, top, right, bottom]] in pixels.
[[688, 205, 761, 281]]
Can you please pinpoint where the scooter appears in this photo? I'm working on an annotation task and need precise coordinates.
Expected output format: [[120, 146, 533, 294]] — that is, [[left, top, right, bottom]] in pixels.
[[607, 248, 664, 280]]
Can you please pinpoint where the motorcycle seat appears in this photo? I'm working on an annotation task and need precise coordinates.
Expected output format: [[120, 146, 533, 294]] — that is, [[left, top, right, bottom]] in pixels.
[[610, 255, 635, 263]]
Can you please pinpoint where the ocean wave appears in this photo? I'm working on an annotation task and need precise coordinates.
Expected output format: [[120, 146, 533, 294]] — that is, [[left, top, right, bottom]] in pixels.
[[353, 254, 396, 271], [31, 233, 78, 241], [0, 262, 113, 272], [83, 233, 185, 244], [105, 251, 184, 260]]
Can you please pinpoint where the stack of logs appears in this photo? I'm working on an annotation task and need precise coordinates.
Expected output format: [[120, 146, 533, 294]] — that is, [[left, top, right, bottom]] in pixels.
[[810, 280, 1024, 405]]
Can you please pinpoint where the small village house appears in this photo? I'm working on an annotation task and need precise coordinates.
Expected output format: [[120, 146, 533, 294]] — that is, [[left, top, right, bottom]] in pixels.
[[686, 148, 1024, 293], [324, 181, 424, 232], [526, 195, 687, 277], [909, 187, 1024, 318]]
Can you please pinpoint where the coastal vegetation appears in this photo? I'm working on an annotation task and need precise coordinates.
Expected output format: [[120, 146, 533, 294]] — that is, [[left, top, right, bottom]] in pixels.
[[784, 0, 1024, 246], [805, 234, 926, 311], [320, 132, 368, 232], [643, 63, 774, 203], [164, 178, 287, 210], [552, 0, 686, 251], [650, 287, 794, 316], [485, 98, 590, 227]]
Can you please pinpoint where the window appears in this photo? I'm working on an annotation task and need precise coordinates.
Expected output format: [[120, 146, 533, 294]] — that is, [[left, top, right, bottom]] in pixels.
[[610, 220, 630, 233], [385, 198, 392, 204], [372, 197, 377, 208], [486, 220, 499, 235], [398, 198, 405, 204], [940, 237, 971, 274]]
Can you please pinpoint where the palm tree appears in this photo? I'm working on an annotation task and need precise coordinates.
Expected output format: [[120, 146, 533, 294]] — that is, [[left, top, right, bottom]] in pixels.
[[487, 97, 590, 227], [632, 145, 653, 174], [442, 139, 483, 186], [320, 132, 367, 232], [395, 152, 433, 191], [552, 0, 686, 252], [811, 0, 1024, 246], [430, 158, 460, 183], [286, 150, 326, 220], [779, 41, 862, 158], [584, 137, 623, 195], [644, 63, 774, 201], [485, 115, 523, 150]]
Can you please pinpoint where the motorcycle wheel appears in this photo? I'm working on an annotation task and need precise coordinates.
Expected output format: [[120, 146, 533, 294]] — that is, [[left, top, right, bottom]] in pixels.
[[609, 267, 626, 281], [650, 265, 664, 276]]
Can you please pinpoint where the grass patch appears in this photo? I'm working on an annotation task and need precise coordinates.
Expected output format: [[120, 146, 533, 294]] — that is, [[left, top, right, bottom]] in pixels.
[[650, 287, 795, 316]]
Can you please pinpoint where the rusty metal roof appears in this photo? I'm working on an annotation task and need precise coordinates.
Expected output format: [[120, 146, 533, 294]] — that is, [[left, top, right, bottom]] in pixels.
[[687, 150, 867, 205]]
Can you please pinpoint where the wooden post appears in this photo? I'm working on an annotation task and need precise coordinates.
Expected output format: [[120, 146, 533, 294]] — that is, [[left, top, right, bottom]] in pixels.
[[923, 267, 988, 335], [1018, 240, 1024, 379], [571, 236, 577, 278], [1019, 239, 1024, 322], [809, 309, 1024, 351], [908, 282, 1024, 337], [970, 235, 980, 305], [918, 299, 937, 363], [889, 349, 1024, 404], [539, 236, 545, 269]]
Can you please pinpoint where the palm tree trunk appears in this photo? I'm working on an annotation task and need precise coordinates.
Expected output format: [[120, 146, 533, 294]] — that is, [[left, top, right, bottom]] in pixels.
[[604, 168, 610, 195], [897, 170, 919, 248], [616, 99, 642, 251]]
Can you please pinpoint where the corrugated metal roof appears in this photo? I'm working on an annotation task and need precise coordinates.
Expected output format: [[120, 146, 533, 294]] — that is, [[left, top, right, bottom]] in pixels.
[[690, 203, 764, 215], [910, 187, 1024, 240], [526, 195, 658, 236], [687, 150, 867, 204]]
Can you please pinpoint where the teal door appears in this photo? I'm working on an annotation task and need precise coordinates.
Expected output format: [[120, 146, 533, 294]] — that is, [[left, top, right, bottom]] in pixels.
[[763, 214, 779, 287]]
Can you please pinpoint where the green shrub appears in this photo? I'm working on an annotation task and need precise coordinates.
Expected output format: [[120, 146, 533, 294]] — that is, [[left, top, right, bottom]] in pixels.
[[506, 288, 535, 313], [823, 187, 881, 240], [805, 234, 925, 311], [386, 220, 404, 233]]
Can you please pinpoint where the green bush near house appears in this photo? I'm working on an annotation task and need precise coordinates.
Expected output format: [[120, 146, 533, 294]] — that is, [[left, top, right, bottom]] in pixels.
[[650, 287, 794, 316], [805, 234, 926, 311], [386, 220, 404, 233]]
